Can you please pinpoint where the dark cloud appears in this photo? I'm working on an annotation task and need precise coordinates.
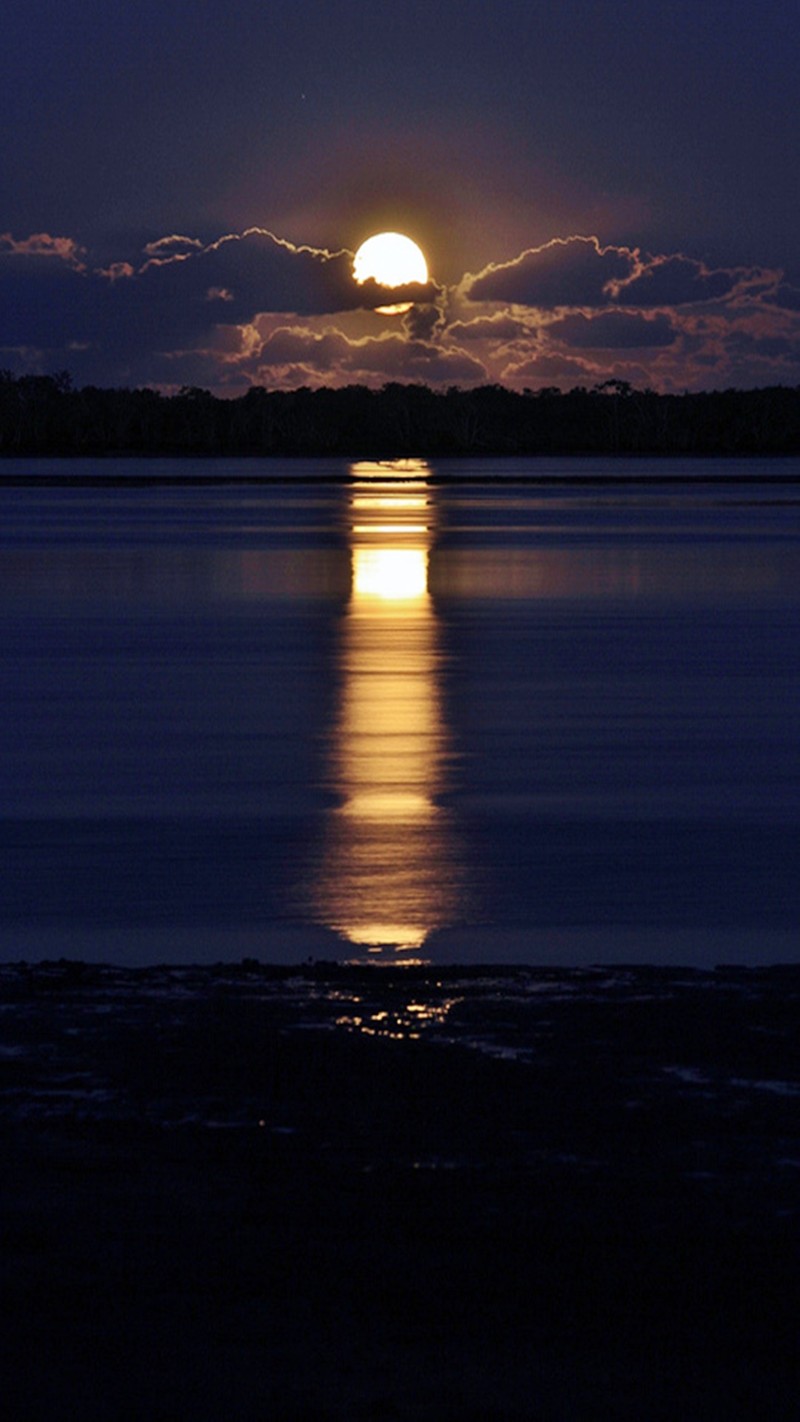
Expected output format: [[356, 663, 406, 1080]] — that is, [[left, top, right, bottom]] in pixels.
[[464, 236, 635, 309], [0, 228, 356, 362], [547, 311, 677, 349], [0, 255, 100, 348], [132, 229, 358, 320], [762, 283, 800, 312], [726, 330, 800, 361], [353, 277, 442, 313], [463, 235, 781, 317], [402, 303, 445, 341], [256, 327, 351, 371], [339, 336, 485, 385], [614, 254, 745, 307]]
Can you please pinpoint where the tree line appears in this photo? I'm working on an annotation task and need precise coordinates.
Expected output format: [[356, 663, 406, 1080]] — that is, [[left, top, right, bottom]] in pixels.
[[2, 371, 800, 457]]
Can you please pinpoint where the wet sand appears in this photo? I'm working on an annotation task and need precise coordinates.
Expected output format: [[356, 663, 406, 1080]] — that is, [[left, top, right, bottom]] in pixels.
[[2, 961, 798, 1419]]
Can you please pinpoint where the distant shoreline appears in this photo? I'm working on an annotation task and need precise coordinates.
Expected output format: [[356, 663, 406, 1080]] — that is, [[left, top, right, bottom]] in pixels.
[[3, 374, 800, 457], [2, 464, 800, 488]]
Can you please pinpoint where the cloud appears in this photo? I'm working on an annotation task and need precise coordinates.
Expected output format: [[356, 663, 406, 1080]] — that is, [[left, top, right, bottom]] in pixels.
[[0, 232, 86, 268], [352, 277, 442, 313], [726, 329, 800, 361], [142, 235, 205, 260], [0, 249, 99, 348], [501, 350, 597, 388], [0, 225, 450, 388], [463, 235, 635, 308], [613, 253, 764, 307], [340, 335, 485, 385], [255, 326, 350, 371], [1, 223, 797, 396], [132, 229, 440, 319], [547, 311, 677, 348], [402, 303, 446, 341], [762, 283, 800, 312], [130, 228, 358, 320], [96, 261, 136, 282], [248, 326, 486, 388], [463, 234, 780, 315]]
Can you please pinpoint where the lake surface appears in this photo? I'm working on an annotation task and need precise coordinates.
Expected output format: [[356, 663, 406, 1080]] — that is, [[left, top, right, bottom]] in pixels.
[[1, 455, 799, 966]]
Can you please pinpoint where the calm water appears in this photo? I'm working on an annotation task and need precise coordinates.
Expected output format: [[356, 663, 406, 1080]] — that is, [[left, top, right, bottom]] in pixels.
[[1, 456, 799, 966]]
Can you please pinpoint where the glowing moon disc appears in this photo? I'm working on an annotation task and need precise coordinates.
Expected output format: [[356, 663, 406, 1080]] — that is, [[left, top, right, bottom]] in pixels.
[[353, 232, 428, 314]]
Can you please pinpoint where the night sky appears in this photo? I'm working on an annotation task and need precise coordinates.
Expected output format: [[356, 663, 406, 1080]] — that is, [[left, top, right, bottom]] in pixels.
[[2, 0, 798, 394]]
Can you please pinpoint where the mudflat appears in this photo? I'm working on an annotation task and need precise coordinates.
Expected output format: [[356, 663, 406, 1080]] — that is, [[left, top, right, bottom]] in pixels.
[[2, 961, 798, 1420]]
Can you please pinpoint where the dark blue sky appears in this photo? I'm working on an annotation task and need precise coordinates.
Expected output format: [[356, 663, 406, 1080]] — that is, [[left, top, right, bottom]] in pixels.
[[2, 0, 798, 392]]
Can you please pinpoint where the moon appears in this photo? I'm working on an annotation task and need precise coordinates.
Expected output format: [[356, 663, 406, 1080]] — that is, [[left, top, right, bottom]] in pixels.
[[353, 232, 428, 314]]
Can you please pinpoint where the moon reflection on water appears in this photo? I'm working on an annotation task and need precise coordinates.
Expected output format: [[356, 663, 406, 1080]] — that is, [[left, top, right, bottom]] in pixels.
[[309, 463, 464, 958]]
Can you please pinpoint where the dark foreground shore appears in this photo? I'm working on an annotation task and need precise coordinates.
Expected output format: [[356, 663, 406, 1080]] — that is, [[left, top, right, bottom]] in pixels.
[[2, 961, 798, 1420]]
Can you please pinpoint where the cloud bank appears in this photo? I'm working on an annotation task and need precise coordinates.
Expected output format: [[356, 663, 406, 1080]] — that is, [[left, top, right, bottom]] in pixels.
[[2, 227, 799, 394]]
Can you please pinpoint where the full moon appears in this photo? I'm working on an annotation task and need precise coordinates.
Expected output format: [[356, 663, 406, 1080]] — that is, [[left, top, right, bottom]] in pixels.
[[353, 232, 428, 314]]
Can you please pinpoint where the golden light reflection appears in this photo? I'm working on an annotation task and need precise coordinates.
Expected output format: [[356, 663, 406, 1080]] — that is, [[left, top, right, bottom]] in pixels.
[[352, 497, 427, 511], [353, 547, 428, 601], [309, 465, 463, 957], [352, 525, 428, 536]]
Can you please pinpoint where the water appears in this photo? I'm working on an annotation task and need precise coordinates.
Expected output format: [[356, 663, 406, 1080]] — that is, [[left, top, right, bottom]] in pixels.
[[1, 456, 799, 966]]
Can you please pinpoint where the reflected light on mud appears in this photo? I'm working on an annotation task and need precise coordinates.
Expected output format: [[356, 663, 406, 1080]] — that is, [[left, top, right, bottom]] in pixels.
[[335, 996, 461, 1039], [309, 466, 463, 957]]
